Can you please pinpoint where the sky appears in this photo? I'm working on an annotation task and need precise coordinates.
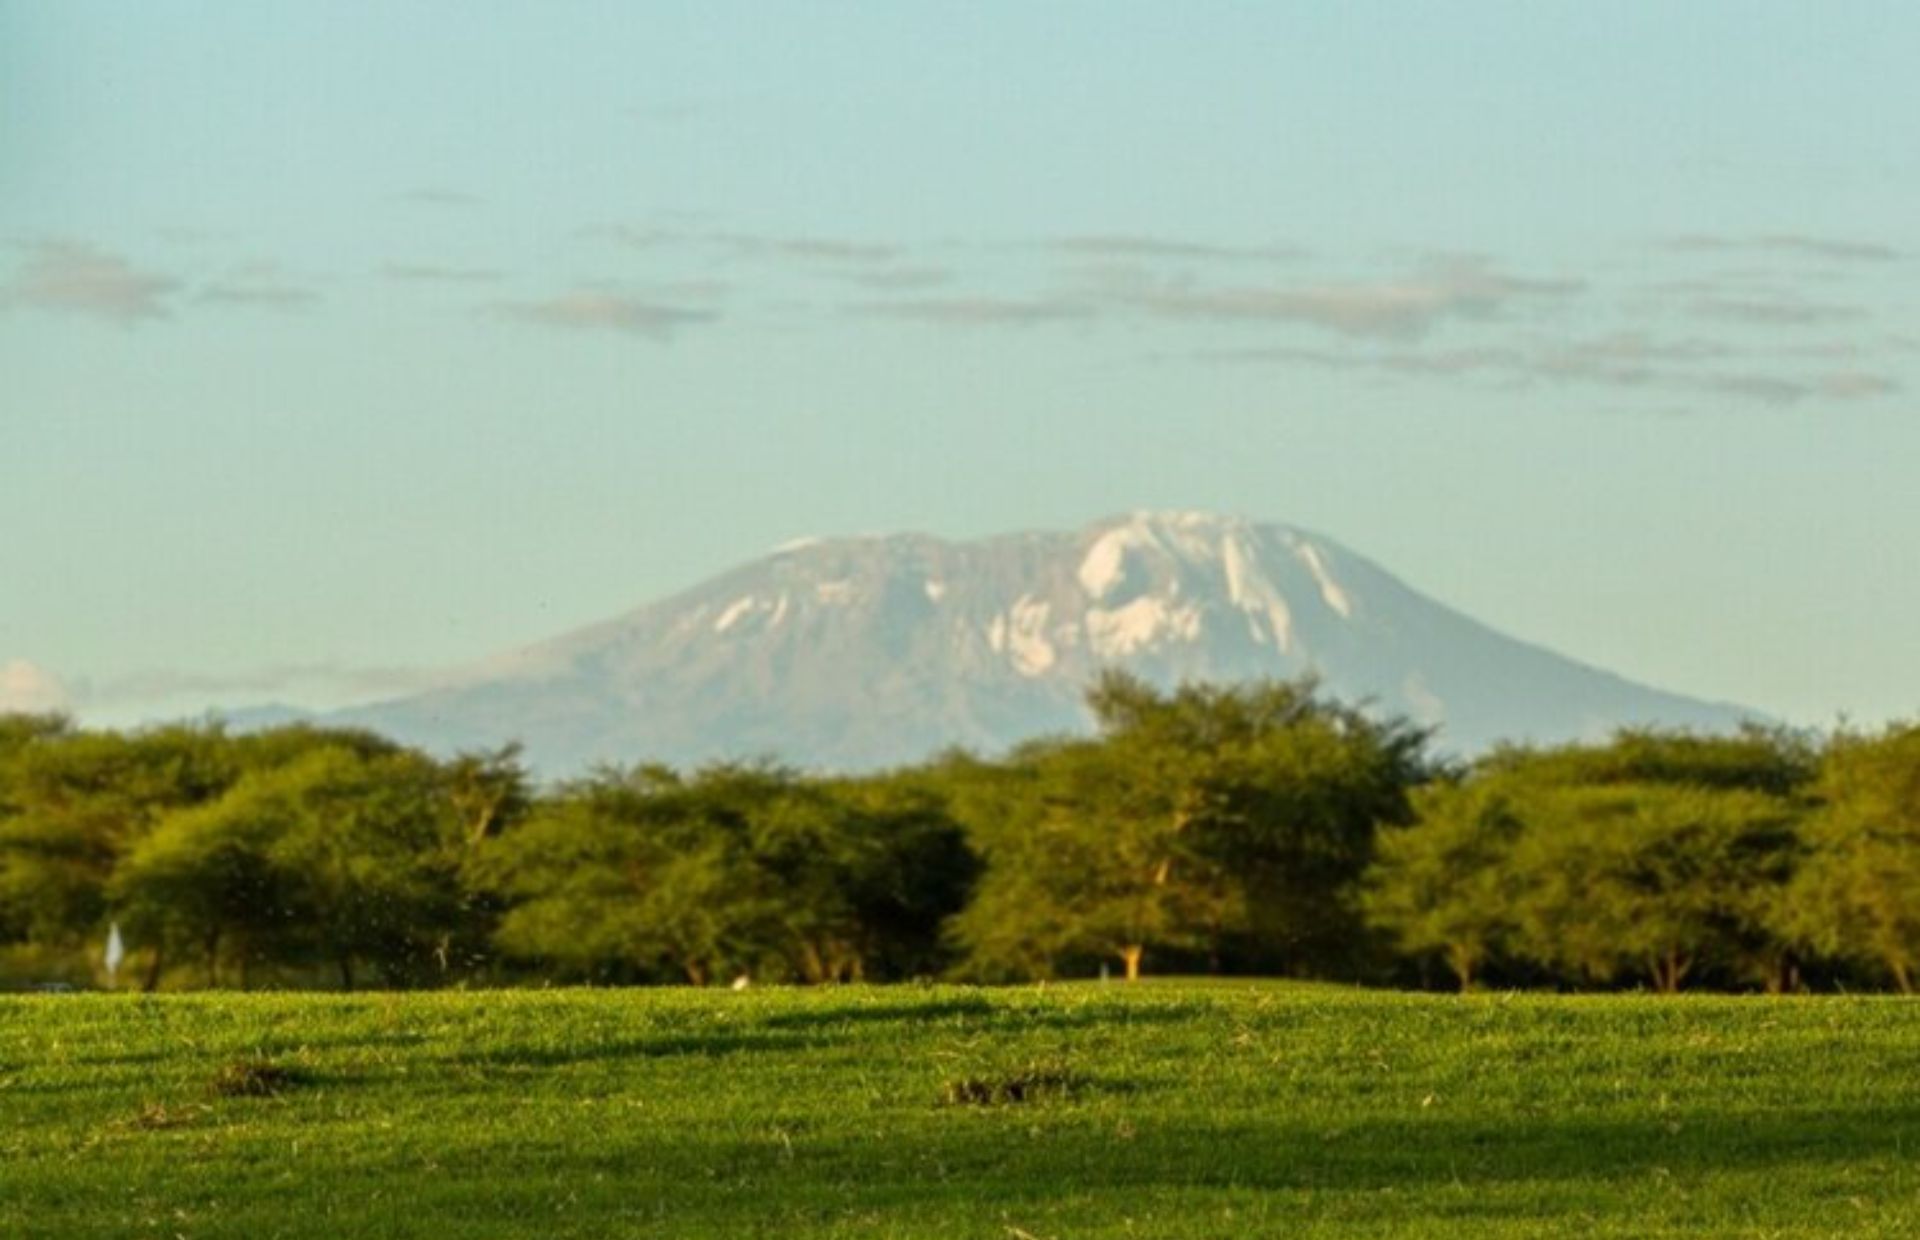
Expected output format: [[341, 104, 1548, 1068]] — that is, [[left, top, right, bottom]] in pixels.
[[2, 2, 1917, 730]]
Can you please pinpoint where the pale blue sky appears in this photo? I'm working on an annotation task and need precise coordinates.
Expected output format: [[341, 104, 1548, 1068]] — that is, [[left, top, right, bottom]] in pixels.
[[3, 2, 1917, 727]]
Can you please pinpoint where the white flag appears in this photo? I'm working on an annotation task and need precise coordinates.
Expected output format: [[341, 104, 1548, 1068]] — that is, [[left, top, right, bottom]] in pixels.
[[104, 922, 125, 981]]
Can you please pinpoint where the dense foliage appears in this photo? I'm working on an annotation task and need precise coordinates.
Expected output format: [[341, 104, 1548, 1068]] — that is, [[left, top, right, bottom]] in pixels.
[[4, 677, 1919, 992]]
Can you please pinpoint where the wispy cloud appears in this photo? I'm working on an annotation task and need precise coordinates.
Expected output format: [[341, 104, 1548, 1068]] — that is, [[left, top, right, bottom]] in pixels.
[[824, 264, 953, 291], [715, 233, 899, 264], [1665, 234, 1902, 263], [1045, 235, 1304, 263], [79, 662, 441, 706], [497, 290, 717, 338], [585, 224, 903, 267], [1206, 331, 1898, 407], [851, 295, 1095, 326], [0, 660, 71, 715], [1685, 371, 1898, 406], [197, 262, 319, 310], [1116, 259, 1582, 339], [383, 261, 504, 284], [4, 241, 179, 322], [1687, 295, 1867, 326]]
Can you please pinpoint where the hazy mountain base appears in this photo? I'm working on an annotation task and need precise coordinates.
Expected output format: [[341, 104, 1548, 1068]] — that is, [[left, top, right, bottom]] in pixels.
[[4, 985, 1918, 1238], [318, 513, 1753, 775]]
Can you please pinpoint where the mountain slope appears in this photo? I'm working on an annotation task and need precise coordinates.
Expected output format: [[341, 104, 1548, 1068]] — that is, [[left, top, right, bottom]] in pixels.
[[337, 512, 1756, 773]]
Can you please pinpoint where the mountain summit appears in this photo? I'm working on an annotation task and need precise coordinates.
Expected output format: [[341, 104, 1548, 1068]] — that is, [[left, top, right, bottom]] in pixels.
[[338, 512, 1754, 773]]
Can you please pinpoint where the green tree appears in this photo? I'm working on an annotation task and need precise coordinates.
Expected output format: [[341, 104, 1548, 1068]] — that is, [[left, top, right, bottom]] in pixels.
[[1361, 781, 1525, 990], [953, 673, 1430, 982], [951, 736, 1232, 981], [113, 745, 468, 988], [1781, 725, 1920, 991], [1507, 782, 1798, 993], [484, 763, 967, 985], [0, 723, 238, 979]]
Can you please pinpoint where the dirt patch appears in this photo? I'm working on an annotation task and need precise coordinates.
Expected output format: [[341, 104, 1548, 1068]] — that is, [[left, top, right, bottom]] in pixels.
[[210, 1058, 308, 1098], [940, 1065, 1078, 1107]]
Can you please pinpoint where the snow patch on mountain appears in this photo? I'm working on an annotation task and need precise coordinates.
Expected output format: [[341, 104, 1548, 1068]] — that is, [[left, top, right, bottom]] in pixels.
[[1295, 541, 1354, 618], [1005, 596, 1057, 676], [714, 596, 758, 633], [1220, 530, 1294, 652], [1086, 596, 1204, 657]]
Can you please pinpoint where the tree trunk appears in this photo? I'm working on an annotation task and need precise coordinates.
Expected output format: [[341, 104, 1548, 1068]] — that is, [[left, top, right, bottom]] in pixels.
[[142, 946, 164, 993], [684, 960, 707, 987], [1651, 951, 1690, 995], [1120, 944, 1144, 982], [205, 929, 221, 988], [338, 955, 355, 991], [466, 802, 499, 848], [1891, 958, 1913, 995], [1447, 945, 1476, 993]]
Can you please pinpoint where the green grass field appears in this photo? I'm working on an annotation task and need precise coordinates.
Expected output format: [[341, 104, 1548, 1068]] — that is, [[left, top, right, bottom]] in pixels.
[[5, 983, 1919, 1238]]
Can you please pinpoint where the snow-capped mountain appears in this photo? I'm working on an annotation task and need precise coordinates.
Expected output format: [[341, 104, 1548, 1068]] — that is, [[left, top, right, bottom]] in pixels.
[[334, 512, 1756, 773]]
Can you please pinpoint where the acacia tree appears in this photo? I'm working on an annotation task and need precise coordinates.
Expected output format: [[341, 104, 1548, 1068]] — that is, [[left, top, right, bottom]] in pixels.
[[108, 781, 291, 987], [1361, 781, 1526, 990], [0, 723, 238, 981], [483, 763, 964, 984], [1781, 726, 1920, 991], [1507, 782, 1798, 993], [112, 745, 468, 989], [953, 672, 1430, 982], [263, 747, 468, 988]]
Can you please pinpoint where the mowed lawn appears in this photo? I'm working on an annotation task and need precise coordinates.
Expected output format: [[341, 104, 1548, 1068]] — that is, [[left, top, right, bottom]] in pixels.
[[5, 984, 1920, 1237]]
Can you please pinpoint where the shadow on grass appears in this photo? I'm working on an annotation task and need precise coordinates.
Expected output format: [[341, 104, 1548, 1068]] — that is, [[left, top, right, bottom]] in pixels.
[[538, 1101, 1920, 1212], [449, 1028, 823, 1068], [907, 1104, 1920, 1193], [760, 996, 995, 1030]]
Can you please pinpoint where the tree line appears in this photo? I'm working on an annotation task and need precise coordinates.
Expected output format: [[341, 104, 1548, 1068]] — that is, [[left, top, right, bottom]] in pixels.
[[3, 674, 1918, 993]]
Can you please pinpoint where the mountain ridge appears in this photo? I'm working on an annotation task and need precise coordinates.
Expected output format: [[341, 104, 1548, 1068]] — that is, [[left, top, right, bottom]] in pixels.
[[316, 511, 1757, 774]]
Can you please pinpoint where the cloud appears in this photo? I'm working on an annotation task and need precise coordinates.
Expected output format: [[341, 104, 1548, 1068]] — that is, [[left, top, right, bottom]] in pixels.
[[0, 660, 72, 715], [383, 262, 504, 284], [715, 234, 900, 264], [197, 262, 319, 310], [1203, 343, 1522, 375], [81, 662, 440, 706], [1206, 331, 1897, 407], [827, 264, 954, 291], [1666, 234, 1901, 263], [1117, 260, 1582, 339], [586, 224, 903, 267], [4, 241, 179, 322], [1046, 235, 1304, 263], [496, 290, 717, 338], [1811, 371, 1900, 400], [851, 295, 1095, 326], [1687, 295, 1867, 326], [579, 223, 679, 249]]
